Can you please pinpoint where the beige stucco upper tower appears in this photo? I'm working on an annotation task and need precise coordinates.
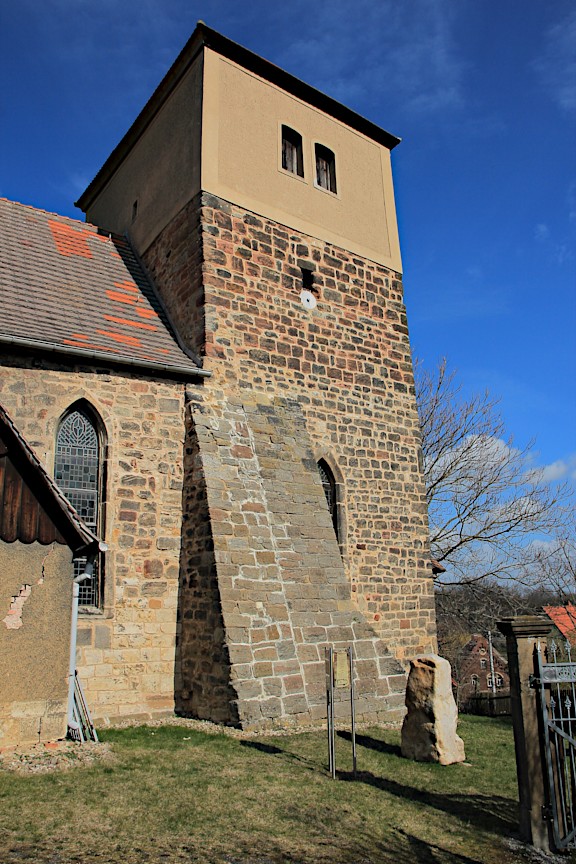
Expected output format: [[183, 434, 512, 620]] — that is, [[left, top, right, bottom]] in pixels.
[[77, 22, 403, 273]]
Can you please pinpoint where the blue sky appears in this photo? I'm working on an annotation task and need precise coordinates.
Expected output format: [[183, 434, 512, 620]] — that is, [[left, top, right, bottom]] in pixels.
[[2, 0, 575, 485]]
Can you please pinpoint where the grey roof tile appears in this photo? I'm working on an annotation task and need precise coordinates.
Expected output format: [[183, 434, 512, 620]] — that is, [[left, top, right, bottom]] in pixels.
[[0, 198, 202, 376]]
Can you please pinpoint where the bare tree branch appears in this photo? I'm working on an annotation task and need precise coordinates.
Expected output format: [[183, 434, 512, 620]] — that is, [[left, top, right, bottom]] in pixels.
[[521, 516, 576, 598], [415, 358, 575, 586]]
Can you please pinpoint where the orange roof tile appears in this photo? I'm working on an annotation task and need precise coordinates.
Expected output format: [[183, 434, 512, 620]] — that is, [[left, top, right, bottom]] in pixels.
[[103, 315, 158, 331], [48, 220, 93, 258]]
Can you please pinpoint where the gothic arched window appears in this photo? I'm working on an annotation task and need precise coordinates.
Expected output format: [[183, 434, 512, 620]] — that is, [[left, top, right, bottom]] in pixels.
[[318, 459, 339, 542], [55, 405, 104, 607]]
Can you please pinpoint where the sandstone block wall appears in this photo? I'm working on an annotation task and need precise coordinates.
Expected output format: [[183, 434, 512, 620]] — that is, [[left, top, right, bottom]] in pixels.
[[178, 392, 406, 729], [1, 185, 436, 732], [0, 356, 188, 725], [143, 192, 436, 663], [143, 200, 205, 362]]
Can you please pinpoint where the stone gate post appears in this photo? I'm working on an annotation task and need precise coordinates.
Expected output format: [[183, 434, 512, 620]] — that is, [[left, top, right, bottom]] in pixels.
[[497, 616, 551, 852]]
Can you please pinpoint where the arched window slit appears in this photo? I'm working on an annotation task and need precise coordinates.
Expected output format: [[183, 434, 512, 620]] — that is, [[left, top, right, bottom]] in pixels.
[[318, 459, 339, 542]]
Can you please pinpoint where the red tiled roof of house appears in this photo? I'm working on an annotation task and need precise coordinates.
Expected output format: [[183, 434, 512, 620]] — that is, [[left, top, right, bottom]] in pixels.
[[543, 605, 576, 643], [0, 198, 204, 377]]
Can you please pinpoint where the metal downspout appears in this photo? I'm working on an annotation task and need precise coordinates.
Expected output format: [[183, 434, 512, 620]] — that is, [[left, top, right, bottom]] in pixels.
[[67, 557, 95, 736]]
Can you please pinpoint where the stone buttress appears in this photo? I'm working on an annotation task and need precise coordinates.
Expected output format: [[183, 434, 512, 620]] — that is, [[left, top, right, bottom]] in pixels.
[[177, 392, 406, 728]]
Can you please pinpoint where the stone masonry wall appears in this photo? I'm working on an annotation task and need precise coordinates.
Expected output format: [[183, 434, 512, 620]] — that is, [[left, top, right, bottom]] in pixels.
[[143, 192, 436, 662], [179, 391, 406, 729], [0, 355, 189, 725], [175, 412, 239, 724], [142, 198, 204, 362]]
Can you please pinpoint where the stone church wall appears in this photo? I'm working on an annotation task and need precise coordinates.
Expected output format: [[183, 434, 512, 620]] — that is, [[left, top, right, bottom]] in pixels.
[[177, 391, 407, 728], [0, 355, 188, 724], [0, 186, 436, 730], [143, 192, 436, 663], [175, 410, 240, 724]]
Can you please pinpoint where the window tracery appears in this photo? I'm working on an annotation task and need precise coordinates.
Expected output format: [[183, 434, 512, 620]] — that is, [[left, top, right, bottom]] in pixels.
[[55, 405, 103, 606]]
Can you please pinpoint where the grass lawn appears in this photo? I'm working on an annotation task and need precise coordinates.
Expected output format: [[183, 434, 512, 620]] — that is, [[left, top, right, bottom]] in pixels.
[[0, 715, 558, 863]]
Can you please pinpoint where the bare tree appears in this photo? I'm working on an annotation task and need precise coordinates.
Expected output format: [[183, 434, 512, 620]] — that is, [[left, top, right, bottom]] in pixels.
[[436, 580, 529, 640], [416, 358, 574, 586], [435, 576, 576, 679], [522, 517, 576, 601]]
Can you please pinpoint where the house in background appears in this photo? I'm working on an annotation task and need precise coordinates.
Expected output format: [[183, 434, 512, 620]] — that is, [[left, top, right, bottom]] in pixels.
[[456, 633, 510, 709], [0, 404, 102, 747], [0, 23, 436, 735]]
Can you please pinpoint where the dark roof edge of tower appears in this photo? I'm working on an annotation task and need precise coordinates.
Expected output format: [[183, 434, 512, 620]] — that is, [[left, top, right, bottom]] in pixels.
[[0, 401, 105, 558], [76, 21, 401, 214]]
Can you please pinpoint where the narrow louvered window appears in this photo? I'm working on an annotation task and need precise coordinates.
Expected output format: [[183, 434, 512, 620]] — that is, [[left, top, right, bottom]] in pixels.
[[55, 406, 104, 607], [318, 459, 339, 541], [282, 126, 304, 177]]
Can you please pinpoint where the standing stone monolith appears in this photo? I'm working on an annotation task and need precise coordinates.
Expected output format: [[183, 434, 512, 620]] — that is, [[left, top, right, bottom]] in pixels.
[[401, 654, 465, 765]]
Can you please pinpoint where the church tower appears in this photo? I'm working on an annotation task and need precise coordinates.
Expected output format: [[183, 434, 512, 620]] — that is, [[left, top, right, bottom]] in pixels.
[[77, 24, 435, 728]]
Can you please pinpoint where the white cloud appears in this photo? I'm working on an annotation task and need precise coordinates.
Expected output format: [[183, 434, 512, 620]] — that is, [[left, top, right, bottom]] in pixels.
[[527, 454, 576, 485], [532, 222, 574, 267], [553, 243, 574, 266], [533, 8, 576, 113], [539, 460, 571, 483], [68, 173, 91, 196], [426, 433, 521, 490], [276, 0, 466, 118]]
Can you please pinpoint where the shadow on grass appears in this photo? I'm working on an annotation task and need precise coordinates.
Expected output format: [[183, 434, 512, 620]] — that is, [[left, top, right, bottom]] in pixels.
[[338, 729, 402, 757], [340, 769, 517, 837], [224, 830, 488, 864], [239, 739, 325, 774], [393, 828, 487, 863], [239, 741, 284, 755], [242, 732, 517, 849], [242, 732, 516, 835]]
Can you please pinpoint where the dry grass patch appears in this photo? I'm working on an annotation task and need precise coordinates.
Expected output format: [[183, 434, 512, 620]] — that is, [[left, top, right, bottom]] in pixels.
[[0, 716, 560, 863]]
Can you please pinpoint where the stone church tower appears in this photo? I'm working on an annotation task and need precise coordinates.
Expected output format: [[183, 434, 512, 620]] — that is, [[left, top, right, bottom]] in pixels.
[[70, 23, 436, 728]]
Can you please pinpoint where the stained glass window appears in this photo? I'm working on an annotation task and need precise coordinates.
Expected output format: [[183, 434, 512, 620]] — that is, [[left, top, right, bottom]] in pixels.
[[318, 459, 339, 541], [55, 408, 101, 606]]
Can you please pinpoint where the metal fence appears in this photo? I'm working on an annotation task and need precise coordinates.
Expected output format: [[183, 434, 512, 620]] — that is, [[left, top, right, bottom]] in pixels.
[[462, 692, 511, 717]]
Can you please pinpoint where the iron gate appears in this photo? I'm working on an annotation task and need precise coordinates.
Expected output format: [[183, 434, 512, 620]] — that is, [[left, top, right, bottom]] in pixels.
[[534, 639, 576, 850]]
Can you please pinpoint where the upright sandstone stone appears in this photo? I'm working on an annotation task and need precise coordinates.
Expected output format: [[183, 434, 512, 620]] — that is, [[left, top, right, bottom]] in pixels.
[[401, 655, 465, 765]]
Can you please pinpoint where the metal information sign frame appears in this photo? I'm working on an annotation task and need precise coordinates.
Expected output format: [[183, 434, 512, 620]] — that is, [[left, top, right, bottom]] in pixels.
[[325, 646, 357, 779]]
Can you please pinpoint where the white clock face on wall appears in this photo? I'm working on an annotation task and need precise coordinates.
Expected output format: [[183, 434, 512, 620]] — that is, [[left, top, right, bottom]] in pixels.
[[300, 289, 317, 310]]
